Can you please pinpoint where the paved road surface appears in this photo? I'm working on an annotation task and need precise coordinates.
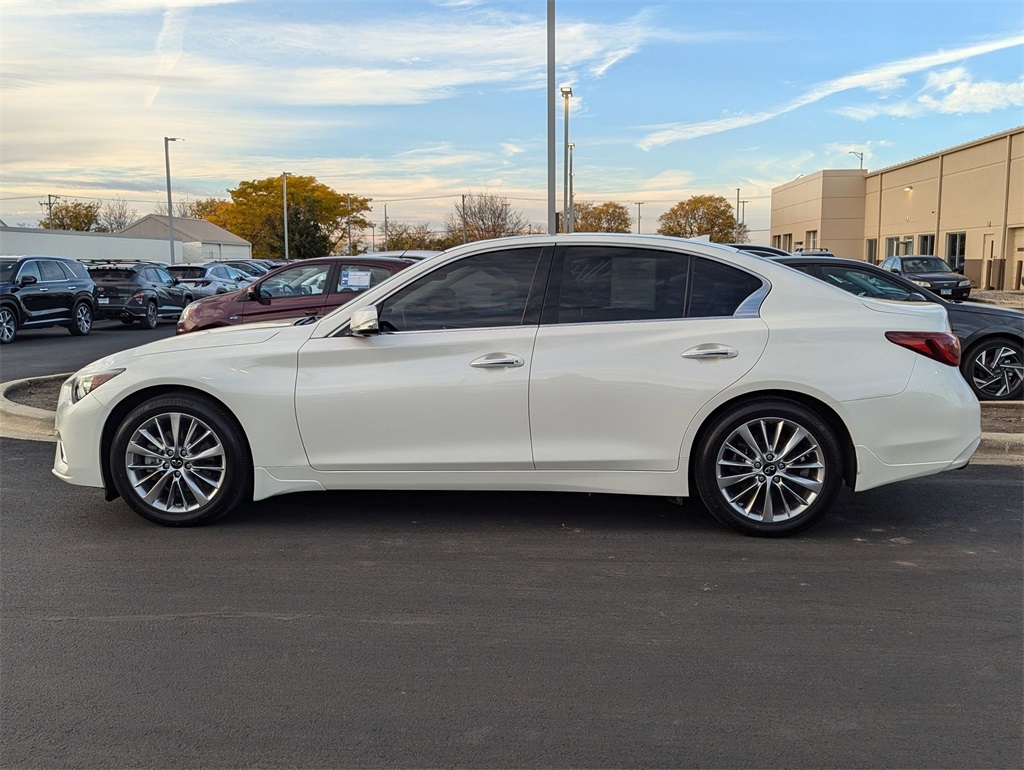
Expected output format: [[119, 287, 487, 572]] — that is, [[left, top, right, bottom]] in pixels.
[[2, 437, 1021, 769]]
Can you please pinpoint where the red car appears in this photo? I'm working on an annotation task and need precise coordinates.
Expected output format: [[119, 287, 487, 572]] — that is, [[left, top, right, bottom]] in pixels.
[[176, 255, 421, 334]]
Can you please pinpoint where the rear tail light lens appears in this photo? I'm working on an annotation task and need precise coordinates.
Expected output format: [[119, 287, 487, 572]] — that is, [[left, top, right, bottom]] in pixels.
[[885, 331, 960, 366], [132, 291, 146, 302]]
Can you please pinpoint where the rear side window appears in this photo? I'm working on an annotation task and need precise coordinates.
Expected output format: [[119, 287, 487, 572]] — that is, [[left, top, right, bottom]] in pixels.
[[170, 267, 207, 279], [556, 246, 689, 323], [62, 261, 90, 280], [334, 265, 395, 293], [39, 260, 67, 282], [687, 258, 763, 318]]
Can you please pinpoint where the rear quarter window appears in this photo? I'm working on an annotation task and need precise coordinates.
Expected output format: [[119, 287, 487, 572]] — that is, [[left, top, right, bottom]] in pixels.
[[686, 258, 763, 318]]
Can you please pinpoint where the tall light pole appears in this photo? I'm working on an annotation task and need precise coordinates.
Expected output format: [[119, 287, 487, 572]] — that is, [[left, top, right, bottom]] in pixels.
[[849, 151, 864, 169], [547, 0, 556, 234], [735, 187, 741, 241], [568, 142, 575, 233], [164, 137, 183, 264], [346, 192, 353, 255], [383, 203, 389, 250], [561, 85, 572, 233], [281, 172, 290, 261], [635, 202, 643, 233]]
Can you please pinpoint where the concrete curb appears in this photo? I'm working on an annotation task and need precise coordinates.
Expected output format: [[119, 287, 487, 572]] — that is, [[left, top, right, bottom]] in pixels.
[[2, 374, 1022, 463]]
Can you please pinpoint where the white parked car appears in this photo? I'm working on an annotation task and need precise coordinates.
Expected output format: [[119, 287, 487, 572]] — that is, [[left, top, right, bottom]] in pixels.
[[52, 235, 980, 536], [167, 263, 253, 298]]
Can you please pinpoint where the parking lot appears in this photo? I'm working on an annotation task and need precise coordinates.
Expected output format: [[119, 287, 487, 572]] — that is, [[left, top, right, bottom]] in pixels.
[[1, 318, 1022, 769]]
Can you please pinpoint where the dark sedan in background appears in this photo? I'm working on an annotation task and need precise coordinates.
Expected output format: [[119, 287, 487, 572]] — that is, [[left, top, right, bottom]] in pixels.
[[0, 255, 96, 344], [775, 254, 1023, 400], [879, 255, 972, 300]]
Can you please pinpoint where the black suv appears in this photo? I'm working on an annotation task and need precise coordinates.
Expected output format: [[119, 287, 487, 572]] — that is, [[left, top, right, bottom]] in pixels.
[[0, 255, 96, 344], [87, 262, 193, 328]]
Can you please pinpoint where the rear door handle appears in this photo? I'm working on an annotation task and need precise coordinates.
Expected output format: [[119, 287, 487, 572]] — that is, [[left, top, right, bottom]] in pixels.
[[471, 353, 525, 369], [682, 345, 738, 359]]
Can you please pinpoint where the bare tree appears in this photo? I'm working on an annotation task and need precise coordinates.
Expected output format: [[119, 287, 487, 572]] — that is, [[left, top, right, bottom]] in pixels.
[[443, 193, 529, 244], [97, 197, 139, 232]]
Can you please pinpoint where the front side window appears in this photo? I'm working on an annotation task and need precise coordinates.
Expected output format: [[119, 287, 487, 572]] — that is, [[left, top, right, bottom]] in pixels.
[[556, 246, 688, 323], [379, 248, 542, 332], [17, 261, 42, 283], [259, 264, 330, 298]]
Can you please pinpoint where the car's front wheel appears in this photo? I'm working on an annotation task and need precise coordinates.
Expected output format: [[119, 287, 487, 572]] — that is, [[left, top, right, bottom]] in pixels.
[[962, 337, 1023, 401], [694, 399, 844, 537], [68, 301, 93, 336], [0, 305, 18, 344], [109, 394, 252, 526]]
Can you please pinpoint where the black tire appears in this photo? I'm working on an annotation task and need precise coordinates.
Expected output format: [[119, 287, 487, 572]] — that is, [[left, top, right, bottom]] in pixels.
[[68, 301, 93, 336], [961, 337, 1023, 401], [0, 305, 18, 344], [109, 393, 252, 526], [142, 301, 159, 330], [694, 399, 844, 537]]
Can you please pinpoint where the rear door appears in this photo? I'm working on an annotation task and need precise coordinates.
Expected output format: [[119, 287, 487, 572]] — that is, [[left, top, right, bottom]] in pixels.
[[529, 245, 770, 471]]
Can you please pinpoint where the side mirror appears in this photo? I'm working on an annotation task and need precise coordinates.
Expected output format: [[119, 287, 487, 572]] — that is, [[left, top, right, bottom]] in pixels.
[[19, 275, 38, 286], [172, 277, 181, 285], [350, 306, 380, 336], [247, 284, 271, 305], [909, 291, 930, 302]]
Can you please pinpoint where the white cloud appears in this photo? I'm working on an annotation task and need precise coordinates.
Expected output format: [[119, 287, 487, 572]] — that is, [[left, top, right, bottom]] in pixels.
[[638, 33, 1024, 149]]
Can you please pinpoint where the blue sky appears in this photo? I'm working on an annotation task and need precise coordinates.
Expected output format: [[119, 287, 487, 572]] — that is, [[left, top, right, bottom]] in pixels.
[[2, 0, 1022, 242]]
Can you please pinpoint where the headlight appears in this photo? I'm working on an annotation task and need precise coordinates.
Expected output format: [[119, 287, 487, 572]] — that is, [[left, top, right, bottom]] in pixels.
[[71, 369, 125, 403], [911, 279, 931, 287], [958, 279, 970, 287]]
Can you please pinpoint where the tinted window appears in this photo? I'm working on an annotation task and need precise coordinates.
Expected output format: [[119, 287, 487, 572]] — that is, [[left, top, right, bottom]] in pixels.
[[556, 246, 688, 323], [62, 261, 90, 280], [169, 267, 207, 279], [210, 266, 228, 279], [260, 263, 330, 297], [334, 265, 395, 294], [88, 268, 135, 281], [819, 265, 922, 301], [0, 261, 16, 282], [687, 258, 763, 318], [39, 260, 67, 282], [18, 261, 42, 282], [154, 268, 175, 283], [380, 248, 542, 332]]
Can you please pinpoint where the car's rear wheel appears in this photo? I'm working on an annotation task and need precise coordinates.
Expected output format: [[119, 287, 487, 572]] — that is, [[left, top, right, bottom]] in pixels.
[[109, 394, 252, 526], [68, 301, 93, 336], [0, 305, 18, 344], [694, 399, 843, 537], [142, 301, 159, 330], [962, 338, 1023, 401]]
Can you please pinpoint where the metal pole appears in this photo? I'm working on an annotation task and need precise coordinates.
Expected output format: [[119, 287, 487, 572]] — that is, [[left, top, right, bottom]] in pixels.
[[462, 193, 467, 243], [636, 202, 642, 233], [735, 187, 741, 240], [346, 193, 352, 255], [562, 87, 572, 233], [568, 142, 574, 233], [164, 137, 182, 264], [383, 203, 389, 250], [282, 172, 289, 261], [547, 0, 556, 235]]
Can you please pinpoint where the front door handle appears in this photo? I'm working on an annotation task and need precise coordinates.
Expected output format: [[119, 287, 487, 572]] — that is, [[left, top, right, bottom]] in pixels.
[[471, 353, 525, 369], [682, 345, 738, 360]]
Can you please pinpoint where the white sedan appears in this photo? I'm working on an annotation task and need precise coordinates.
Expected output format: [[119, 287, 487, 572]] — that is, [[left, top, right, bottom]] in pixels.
[[52, 234, 980, 536]]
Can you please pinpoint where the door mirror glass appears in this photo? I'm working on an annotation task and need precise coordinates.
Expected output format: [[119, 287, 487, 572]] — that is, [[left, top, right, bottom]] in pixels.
[[350, 306, 380, 336], [19, 274, 38, 286]]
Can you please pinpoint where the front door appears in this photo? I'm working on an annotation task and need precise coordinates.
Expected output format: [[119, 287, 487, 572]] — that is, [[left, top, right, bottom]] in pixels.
[[294, 246, 547, 471]]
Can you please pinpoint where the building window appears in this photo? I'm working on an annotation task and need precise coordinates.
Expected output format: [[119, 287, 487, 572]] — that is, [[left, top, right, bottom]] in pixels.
[[794, 241, 804, 252], [918, 234, 935, 255], [782, 234, 793, 252], [866, 239, 877, 264], [806, 230, 818, 250], [771, 235, 781, 249], [946, 232, 966, 270], [885, 237, 900, 257]]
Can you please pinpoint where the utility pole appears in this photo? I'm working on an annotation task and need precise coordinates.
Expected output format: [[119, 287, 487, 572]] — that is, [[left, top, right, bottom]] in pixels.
[[281, 172, 289, 261], [462, 193, 467, 243], [40, 194, 62, 229], [346, 193, 353, 255], [383, 203, 389, 250], [735, 187, 741, 241], [635, 202, 643, 234]]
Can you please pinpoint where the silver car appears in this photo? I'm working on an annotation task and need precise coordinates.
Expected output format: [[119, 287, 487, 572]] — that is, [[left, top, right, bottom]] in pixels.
[[167, 263, 253, 298]]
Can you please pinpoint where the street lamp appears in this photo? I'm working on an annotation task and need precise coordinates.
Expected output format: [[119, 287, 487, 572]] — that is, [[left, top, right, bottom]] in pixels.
[[849, 151, 864, 169], [281, 172, 290, 261], [164, 137, 183, 264], [561, 85, 572, 233], [634, 201, 643, 234]]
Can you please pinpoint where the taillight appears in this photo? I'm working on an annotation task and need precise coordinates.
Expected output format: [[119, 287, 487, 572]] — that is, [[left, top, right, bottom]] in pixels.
[[885, 331, 960, 366], [132, 291, 146, 301]]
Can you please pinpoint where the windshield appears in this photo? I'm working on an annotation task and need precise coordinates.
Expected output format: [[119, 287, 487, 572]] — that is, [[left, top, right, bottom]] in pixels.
[[0, 261, 16, 282], [903, 257, 954, 273]]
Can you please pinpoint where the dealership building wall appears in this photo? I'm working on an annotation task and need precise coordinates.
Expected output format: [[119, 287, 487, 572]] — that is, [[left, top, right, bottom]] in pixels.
[[770, 127, 1024, 290]]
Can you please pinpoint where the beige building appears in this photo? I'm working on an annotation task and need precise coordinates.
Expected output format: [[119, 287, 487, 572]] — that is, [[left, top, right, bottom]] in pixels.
[[770, 126, 1024, 290], [120, 215, 252, 263]]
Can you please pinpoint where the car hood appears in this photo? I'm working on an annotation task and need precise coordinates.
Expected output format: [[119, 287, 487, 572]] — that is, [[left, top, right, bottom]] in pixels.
[[906, 271, 964, 282], [949, 300, 1024, 322]]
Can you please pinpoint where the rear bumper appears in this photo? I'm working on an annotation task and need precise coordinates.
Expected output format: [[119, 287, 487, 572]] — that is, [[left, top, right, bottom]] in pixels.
[[94, 301, 146, 321]]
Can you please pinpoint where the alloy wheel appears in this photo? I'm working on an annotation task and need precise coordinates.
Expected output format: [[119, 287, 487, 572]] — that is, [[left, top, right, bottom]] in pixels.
[[969, 344, 1024, 399], [0, 308, 16, 343], [124, 412, 226, 513], [714, 417, 826, 523], [75, 304, 92, 334]]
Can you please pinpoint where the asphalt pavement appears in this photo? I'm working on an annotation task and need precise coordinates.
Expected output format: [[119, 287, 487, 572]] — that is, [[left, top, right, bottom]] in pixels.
[[2, 436, 1022, 769]]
